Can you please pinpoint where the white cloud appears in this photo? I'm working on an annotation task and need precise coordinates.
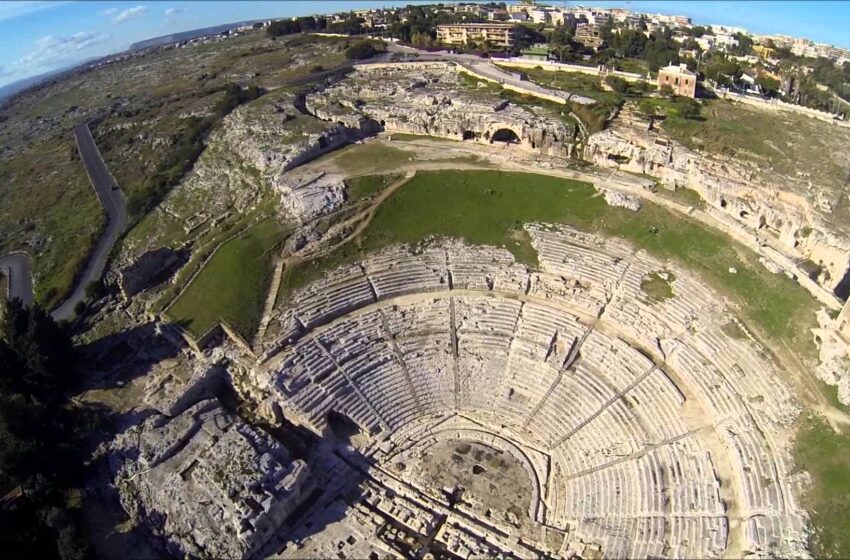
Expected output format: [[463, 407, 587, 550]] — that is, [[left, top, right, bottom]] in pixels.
[[0, 1, 68, 23], [0, 65, 16, 79], [112, 5, 147, 24], [17, 31, 110, 69], [162, 6, 188, 27], [101, 8, 118, 16]]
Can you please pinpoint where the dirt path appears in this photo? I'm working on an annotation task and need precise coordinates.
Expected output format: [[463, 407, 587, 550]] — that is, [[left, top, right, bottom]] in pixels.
[[254, 171, 416, 349]]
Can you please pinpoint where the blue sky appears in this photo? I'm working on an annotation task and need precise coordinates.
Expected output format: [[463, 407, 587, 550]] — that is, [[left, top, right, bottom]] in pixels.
[[0, 1, 848, 88]]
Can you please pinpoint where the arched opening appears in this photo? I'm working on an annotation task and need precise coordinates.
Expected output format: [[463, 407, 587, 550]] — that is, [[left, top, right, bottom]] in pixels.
[[380, 119, 386, 127], [462, 130, 476, 141], [490, 128, 520, 144], [739, 210, 749, 219], [719, 199, 727, 209]]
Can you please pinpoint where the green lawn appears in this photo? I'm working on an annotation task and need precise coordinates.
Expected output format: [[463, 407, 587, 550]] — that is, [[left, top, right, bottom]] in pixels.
[[794, 414, 850, 559], [346, 173, 404, 202], [281, 170, 817, 353], [332, 142, 412, 175], [167, 219, 285, 339]]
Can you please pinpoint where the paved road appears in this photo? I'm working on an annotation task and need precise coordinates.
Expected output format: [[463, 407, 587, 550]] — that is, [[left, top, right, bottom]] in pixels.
[[50, 121, 128, 320], [0, 252, 34, 306]]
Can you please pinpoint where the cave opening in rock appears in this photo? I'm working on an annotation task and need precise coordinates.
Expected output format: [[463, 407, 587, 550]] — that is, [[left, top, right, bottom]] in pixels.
[[490, 128, 520, 144], [833, 265, 850, 300], [607, 153, 631, 165], [462, 130, 476, 141]]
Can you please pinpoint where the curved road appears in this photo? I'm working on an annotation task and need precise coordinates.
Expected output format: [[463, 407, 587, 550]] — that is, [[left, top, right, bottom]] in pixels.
[[0, 252, 34, 306], [2, 121, 127, 319], [50, 121, 128, 320]]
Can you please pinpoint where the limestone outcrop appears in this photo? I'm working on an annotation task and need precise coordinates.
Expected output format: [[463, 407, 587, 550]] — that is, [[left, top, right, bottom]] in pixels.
[[110, 399, 313, 559], [275, 170, 347, 223], [304, 64, 577, 159], [585, 124, 850, 293]]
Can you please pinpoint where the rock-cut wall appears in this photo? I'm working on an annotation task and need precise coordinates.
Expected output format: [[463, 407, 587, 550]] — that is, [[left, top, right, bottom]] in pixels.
[[304, 64, 577, 159], [585, 128, 850, 293]]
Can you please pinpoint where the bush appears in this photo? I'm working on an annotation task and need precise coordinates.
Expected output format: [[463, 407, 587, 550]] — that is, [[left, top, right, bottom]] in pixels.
[[345, 40, 379, 60], [605, 75, 630, 95]]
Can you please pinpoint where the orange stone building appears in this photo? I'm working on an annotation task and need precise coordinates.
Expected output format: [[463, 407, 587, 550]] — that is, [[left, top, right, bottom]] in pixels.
[[657, 63, 697, 98]]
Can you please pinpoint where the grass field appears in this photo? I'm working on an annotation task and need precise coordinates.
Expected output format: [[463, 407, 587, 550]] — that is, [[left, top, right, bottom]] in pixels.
[[660, 99, 850, 207], [346, 174, 404, 202], [332, 143, 413, 175], [794, 414, 850, 558], [281, 170, 817, 353], [167, 219, 285, 339]]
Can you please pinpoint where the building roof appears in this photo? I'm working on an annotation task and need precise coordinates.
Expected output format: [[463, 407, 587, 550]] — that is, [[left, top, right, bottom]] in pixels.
[[659, 63, 696, 77]]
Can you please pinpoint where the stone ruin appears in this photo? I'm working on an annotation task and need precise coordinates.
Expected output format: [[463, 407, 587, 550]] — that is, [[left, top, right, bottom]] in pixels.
[[106, 225, 816, 559], [274, 170, 347, 223], [110, 399, 313, 559], [304, 63, 578, 159], [584, 108, 850, 295]]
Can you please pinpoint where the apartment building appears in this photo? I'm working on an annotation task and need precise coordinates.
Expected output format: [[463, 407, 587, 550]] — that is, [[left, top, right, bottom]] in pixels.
[[575, 23, 604, 49], [436, 23, 519, 48]]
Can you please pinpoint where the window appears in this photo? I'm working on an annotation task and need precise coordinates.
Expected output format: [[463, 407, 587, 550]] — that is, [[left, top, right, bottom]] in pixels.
[[675, 77, 679, 86]]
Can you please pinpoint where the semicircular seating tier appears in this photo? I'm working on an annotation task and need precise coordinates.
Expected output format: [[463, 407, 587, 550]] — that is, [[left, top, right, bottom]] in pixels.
[[252, 224, 810, 559]]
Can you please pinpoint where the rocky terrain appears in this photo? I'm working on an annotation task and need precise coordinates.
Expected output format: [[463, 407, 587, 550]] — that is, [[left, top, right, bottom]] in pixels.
[[305, 63, 578, 159], [586, 102, 850, 295], [109, 399, 313, 558]]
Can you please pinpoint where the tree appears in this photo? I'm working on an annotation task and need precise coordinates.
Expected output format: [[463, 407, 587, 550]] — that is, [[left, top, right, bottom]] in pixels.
[[297, 16, 317, 31], [345, 40, 380, 60], [83, 280, 105, 301], [1, 300, 76, 400], [730, 32, 754, 56], [755, 74, 780, 95], [72, 301, 86, 317], [266, 18, 301, 37], [0, 302, 91, 558]]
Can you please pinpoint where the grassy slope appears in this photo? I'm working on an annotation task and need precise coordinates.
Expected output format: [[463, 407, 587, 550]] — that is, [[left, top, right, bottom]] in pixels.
[[346, 173, 404, 202], [283, 170, 816, 352], [0, 135, 104, 308], [0, 31, 347, 309], [662, 98, 850, 200], [794, 414, 850, 558], [167, 218, 284, 338]]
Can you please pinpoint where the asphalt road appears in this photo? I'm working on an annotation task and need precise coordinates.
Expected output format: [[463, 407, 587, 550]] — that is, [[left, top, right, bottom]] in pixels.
[[50, 121, 128, 321], [0, 252, 34, 306]]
